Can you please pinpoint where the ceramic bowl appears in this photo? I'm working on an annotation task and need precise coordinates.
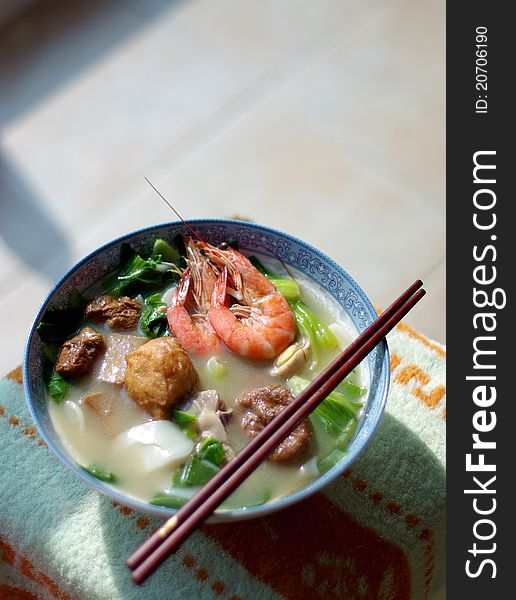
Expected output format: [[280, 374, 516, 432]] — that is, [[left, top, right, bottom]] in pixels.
[[24, 220, 389, 521]]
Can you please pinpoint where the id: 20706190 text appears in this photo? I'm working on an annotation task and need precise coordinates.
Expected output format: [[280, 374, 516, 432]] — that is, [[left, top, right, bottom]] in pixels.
[[475, 26, 488, 114]]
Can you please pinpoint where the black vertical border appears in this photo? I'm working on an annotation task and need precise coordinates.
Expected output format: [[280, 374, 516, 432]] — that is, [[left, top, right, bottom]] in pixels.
[[447, 2, 513, 596]]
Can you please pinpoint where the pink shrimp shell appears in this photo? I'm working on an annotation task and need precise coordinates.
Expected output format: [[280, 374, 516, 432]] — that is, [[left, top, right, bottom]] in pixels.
[[167, 271, 221, 357], [208, 267, 295, 359]]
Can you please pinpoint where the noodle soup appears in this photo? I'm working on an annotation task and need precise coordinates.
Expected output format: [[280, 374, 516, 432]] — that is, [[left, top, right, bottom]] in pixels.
[[38, 235, 368, 511]]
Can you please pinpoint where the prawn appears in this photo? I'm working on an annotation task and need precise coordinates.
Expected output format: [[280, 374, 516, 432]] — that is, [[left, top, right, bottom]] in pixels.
[[203, 244, 296, 360], [166, 238, 222, 357]]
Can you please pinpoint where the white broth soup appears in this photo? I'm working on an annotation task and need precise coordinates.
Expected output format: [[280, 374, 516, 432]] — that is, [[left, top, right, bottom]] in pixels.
[[41, 238, 367, 510]]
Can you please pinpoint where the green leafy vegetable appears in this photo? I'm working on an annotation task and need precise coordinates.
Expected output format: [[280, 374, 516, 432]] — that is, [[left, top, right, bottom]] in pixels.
[[103, 241, 181, 298], [103, 254, 165, 297], [241, 491, 271, 509], [248, 255, 269, 275], [68, 289, 87, 311], [287, 375, 361, 437], [335, 379, 367, 401], [197, 438, 226, 467], [140, 292, 169, 338], [335, 419, 358, 449], [317, 449, 347, 474], [289, 301, 338, 367], [222, 490, 271, 510], [149, 494, 188, 509], [288, 301, 318, 366], [152, 238, 180, 263], [36, 289, 87, 344], [173, 455, 220, 487], [268, 277, 300, 300], [249, 255, 300, 300], [82, 465, 117, 482], [42, 343, 59, 364], [172, 409, 198, 441], [46, 371, 68, 403]]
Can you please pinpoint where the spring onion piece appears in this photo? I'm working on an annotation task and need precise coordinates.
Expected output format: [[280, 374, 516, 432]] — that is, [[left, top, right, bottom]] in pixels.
[[46, 372, 68, 403], [172, 409, 198, 441], [82, 465, 117, 482], [197, 438, 226, 467], [206, 356, 227, 379], [149, 494, 187, 509], [287, 375, 360, 436], [173, 455, 220, 487], [152, 238, 180, 263]]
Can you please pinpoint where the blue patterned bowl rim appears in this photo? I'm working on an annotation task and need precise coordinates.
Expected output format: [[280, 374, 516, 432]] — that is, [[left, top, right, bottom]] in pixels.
[[24, 219, 390, 522]]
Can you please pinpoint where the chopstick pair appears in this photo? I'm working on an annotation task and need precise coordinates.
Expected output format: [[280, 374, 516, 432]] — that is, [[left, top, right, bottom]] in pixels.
[[127, 279, 426, 584]]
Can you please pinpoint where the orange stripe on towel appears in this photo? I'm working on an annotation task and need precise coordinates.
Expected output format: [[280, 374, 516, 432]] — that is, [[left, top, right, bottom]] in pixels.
[[0, 535, 71, 600], [390, 353, 446, 418], [338, 469, 436, 599], [374, 307, 446, 358], [395, 322, 446, 358], [203, 493, 412, 600], [4, 366, 23, 385], [0, 584, 39, 600]]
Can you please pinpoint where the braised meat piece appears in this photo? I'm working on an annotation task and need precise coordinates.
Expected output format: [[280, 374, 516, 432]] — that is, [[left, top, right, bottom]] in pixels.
[[125, 338, 198, 419], [236, 384, 311, 463], [85, 295, 141, 330], [55, 327, 106, 377]]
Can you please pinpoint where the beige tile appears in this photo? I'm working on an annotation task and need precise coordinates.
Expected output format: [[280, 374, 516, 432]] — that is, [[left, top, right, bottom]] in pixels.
[[2, 27, 239, 229], [143, 0, 388, 85], [87, 103, 444, 319], [0, 0, 143, 125], [69, 0, 445, 342], [0, 2, 239, 291], [0, 271, 52, 376], [405, 261, 446, 344], [0, 0, 392, 292], [275, 0, 445, 215], [0, 0, 445, 368]]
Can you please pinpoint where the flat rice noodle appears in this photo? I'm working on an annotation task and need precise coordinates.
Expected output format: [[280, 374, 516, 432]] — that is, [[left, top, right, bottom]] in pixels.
[[98, 332, 146, 384]]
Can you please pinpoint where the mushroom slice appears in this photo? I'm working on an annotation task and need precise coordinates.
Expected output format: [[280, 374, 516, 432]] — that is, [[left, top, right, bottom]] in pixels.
[[188, 390, 232, 444]]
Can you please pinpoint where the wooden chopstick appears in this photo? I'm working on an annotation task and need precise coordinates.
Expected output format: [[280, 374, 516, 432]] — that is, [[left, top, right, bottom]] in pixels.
[[127, 280, 425, 583]]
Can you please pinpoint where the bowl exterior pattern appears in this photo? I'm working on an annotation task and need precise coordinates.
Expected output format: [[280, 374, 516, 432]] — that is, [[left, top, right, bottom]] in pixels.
[[24, 220, 389, 521]]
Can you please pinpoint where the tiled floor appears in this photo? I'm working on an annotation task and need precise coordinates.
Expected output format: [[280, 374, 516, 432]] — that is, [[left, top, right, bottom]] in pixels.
[[0, 0, 445, 377]]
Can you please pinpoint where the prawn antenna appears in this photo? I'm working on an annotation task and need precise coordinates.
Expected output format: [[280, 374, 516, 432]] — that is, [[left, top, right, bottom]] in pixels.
[[253, 240, 295, 281], [146, 177, 296, 281], [145, 177, 206, 245]]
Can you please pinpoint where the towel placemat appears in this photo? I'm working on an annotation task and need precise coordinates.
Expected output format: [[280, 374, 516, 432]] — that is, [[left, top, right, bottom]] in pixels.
[[0, 323, 445, 600]]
